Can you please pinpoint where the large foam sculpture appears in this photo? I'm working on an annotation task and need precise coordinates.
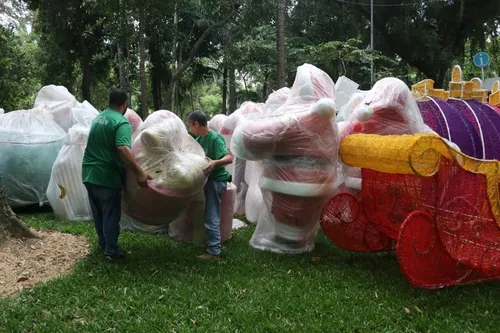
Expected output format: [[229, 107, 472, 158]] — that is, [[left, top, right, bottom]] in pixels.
[[121, 111, 208, 225], [220, 102, 265, 214], [0, 106, 66, 207], [124, 108, 143, 140], [168, 182, 237, 243], [46, 124, 92, 220], [34, 85, 99, 131], [208, 114, 228, 133], [339, 78, 434, 192], [231, 64, 339, 253], [244, 88, 292, 224]]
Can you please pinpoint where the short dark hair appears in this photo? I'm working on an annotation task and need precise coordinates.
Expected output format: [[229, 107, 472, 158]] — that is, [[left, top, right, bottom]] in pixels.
[[187, 110, 208, 126], [109, 88, 128, 106]]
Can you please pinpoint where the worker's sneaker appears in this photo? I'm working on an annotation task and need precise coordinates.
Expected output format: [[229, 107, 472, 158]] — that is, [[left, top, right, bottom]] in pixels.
[[105, 251, 127, 261]]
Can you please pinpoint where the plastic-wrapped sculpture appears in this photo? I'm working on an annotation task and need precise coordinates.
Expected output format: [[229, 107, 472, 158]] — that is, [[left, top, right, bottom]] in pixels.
[[34, 85, 99, 131], [0, 106, 66, 207], [244, 88, 291, 224], [168, 182, 236, 243], [121, 111, 208, 225], [124, 108, 143, 140], [46, 124, 92, 220], [220, 102, 265, 214], [208, 114, 228, 133], [321, 134, 500, 288], [231, 63, 338, 253], [339, 78, 434, 192]]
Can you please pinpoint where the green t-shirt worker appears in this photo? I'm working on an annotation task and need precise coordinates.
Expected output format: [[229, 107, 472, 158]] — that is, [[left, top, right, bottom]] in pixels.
[[82, 88, 151, 260], [187, 110, 233, 260]]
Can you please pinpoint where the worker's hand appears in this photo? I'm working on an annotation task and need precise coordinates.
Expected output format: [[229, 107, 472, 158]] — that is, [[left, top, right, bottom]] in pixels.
[[204, 158, 217, 176], [137, 171, 153, 188]]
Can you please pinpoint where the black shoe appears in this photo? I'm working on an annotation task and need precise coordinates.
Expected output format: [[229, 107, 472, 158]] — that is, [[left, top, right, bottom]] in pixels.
[[104, 251, 127, 261]]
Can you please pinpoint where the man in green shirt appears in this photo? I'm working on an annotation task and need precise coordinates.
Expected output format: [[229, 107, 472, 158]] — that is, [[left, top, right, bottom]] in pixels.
[[82, 88, 151, 260], [187, 110, 233, 260]]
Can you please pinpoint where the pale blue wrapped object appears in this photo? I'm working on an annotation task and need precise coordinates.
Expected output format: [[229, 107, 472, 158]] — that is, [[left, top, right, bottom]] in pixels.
[[0, 107, 66, 207]]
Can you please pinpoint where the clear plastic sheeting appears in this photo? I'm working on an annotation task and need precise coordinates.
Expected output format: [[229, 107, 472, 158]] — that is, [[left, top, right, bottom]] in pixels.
[[231, 63, 339, 253], [220, 102, 265, 214], [0, 106, 66, 207], [243, 88, 291, 223], [34, 85, 99, 132], [124, 108, 143, 139], [121, 110, 208, 225], [46, 124, 92, 220], [168, 182, 236, 244], [337, 91, 366, 122], [208, 114, 228, 133], [340, 78, 427, 139], [244, 161, 264, 224], [339, 78, 431, 193]]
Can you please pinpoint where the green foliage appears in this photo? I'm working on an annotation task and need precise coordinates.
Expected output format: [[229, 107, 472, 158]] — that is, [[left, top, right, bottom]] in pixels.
[[0, 25, 40, 111]]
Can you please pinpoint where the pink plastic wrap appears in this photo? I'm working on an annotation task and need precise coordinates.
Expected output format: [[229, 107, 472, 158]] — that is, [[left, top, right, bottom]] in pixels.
[[208, 114, 228, 133], [121, 111, 208, 225], [219, 102, 265, 214], [339, 78, 430, 193], [243, 88, 291, 223], [231, 64, 339, 253], [340, 78, 426, 139], [124, 108, 143, 138]]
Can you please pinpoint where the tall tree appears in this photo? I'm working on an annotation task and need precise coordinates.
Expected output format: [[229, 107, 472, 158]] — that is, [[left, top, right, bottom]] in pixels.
[[276, 0, 286, 88]]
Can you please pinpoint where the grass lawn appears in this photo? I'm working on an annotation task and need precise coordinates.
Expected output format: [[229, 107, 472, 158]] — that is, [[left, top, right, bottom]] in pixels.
[[1, 212, 500, 333]]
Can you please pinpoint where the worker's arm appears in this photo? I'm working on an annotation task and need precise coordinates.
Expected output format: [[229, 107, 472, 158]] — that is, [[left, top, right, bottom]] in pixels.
[[117, 146, 151, 187]]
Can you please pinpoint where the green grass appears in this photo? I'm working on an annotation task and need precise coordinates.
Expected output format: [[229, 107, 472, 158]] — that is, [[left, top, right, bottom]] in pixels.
[[1, 213, 500, 333]]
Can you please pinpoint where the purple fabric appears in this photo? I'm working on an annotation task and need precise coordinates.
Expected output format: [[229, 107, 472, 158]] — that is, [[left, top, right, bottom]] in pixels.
[[418, 98, 482, 159], [447, 99, 500, 160]]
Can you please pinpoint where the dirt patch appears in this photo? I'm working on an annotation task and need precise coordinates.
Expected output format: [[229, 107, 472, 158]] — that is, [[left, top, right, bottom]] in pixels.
[[0, 230, 89, 298]]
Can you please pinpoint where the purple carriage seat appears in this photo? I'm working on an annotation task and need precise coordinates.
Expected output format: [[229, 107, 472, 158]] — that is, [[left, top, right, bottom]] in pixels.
[[447, 99, 500, 160], [418, 97, 482, 159]]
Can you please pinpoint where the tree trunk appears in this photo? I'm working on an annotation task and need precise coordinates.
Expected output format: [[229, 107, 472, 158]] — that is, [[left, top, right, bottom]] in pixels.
[[276, 0, 286, 89], [222, 66, 228, 114], [170, 0, 179, 112], [163, 5, 238, 110], [0, 184, 38, 243], [138, 4, 148, 119], [229, 64, 237, 113], [117, 43, 128, 93], [81, 51, 91, 103], [149, 40, 162, 111]]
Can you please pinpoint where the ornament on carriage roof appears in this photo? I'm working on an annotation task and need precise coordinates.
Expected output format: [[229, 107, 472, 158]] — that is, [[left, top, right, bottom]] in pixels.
[[490, 80, 500, 106], [469, 77, 489, 103], [411, 79, 449, 101], [411, 64, 491, 103]]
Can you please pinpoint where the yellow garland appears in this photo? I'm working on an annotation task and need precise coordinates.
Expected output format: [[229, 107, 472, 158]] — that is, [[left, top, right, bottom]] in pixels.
[[340, 134, 500, 227]]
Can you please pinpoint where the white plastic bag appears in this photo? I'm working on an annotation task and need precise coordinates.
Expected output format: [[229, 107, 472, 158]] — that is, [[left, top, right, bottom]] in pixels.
[[0, 106, 66, 207], [34, 85, 99, 131], [46, 124, 92, 220]]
